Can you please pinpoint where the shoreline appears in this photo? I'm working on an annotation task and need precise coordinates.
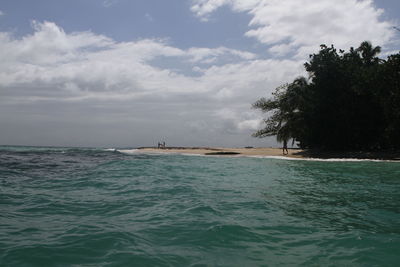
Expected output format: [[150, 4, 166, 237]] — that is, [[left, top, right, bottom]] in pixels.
[[136, 147, 400, 161], [138, 147, 302, 158]]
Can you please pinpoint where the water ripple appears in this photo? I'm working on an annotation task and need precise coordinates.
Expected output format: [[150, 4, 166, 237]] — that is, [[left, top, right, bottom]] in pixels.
[[1, 147, 400, 266]]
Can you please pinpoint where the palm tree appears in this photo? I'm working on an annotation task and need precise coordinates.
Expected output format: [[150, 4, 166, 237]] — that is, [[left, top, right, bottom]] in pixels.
[[253, 77, 308, 147], [356, 41, 381, 65]]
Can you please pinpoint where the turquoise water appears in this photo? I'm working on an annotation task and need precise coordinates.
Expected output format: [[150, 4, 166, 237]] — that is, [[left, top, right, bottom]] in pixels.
[[1, 146, 399, 266]]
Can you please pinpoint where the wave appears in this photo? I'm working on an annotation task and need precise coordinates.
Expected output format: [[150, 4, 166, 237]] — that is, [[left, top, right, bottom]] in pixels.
[[116, 149, 141, 155], [0, 145, 69, 153], [0, 146, 122, 157], [117, 148, 398, 163], [103, 148, 117, 152], [246, 155, 399, 162], [117, 149, 210, 158], [4, 146, 395, 163]]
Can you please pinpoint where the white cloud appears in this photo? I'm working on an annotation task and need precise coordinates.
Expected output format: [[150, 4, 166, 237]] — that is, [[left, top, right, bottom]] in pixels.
[[214, 108, 264, 133], [145, 13, 154, 22], [191, 0, 396, 57], [0, 21, 302, 146], [237, 119, 263, 131], [0, 21, 274, 97], [190, 0, 231, 21], [187, 47, 256, 64], [102, 0, 119, 8], [0, 10, 4, 16]]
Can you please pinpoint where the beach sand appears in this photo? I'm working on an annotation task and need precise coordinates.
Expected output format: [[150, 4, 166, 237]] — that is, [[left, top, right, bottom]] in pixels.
[[137, 147, 400, 160], [138, 147, 303, 158]]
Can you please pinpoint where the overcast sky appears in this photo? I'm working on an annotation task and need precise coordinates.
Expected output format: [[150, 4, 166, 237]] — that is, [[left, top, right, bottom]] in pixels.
[[0, 0, 399, 148]]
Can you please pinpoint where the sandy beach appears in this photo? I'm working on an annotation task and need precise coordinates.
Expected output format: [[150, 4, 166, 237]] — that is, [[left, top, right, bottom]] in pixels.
[[138, 147, 303, 158], [137, 147, 400, 161]]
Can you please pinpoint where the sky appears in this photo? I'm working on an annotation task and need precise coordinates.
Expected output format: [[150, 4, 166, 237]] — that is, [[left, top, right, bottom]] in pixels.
[[0, 0, 399, 148]]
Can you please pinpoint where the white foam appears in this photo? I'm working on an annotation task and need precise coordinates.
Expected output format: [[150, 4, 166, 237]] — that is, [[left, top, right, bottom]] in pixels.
[[116, 149, 398, 162], [117, 149, 208, 157], [116, 149, 185, 156], [117, 149, 141, 155], [246, 155, 397, 162]]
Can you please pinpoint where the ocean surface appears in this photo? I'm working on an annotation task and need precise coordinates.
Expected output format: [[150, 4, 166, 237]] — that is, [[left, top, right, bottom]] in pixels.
[[1, 146, 399, 266]]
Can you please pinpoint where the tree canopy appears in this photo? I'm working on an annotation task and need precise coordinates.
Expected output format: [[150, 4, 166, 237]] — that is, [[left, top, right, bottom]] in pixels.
[[253, 41, 400, 151]]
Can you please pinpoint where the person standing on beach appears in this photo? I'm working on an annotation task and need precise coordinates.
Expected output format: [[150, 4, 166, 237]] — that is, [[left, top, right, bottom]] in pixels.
[[283, 140, 288, 155]]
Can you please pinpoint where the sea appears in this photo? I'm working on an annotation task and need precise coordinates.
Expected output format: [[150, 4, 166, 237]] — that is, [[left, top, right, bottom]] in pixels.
[[1, 146, 399, 266]]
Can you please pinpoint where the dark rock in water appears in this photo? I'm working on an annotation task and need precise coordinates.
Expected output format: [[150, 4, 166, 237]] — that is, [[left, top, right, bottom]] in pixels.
[[205, 151, 241, 155]]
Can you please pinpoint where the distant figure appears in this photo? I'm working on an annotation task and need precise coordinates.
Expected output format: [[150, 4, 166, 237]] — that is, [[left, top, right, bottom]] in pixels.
[[283, 140, 288, 155], [158, 141, 166, 149]]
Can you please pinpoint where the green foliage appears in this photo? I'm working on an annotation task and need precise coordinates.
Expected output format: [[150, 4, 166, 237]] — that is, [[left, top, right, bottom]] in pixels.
[[253, 41, 400, 150]]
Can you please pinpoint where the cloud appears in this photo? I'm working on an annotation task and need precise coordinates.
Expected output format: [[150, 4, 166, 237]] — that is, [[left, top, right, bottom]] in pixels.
[[191, 0, 396, 57], [213, 108, 264, 133], [0, 10, 4, 16], [145, 13, 154, 22], [187, 47, 256, 64], [0, 21, 302, 146], [1, 2, 398, 147], [0, 21, 271, 96], [237, 119, 263, 131], [102, 0, 119, 8], [191, 0, 230, 21]]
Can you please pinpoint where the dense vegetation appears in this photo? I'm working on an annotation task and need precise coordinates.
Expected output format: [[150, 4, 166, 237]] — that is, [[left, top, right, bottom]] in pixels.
[[253, 41, 400, 150]]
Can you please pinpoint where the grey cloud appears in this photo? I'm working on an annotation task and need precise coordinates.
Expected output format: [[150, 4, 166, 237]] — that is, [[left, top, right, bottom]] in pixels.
[[0, 21, 301, 147]]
